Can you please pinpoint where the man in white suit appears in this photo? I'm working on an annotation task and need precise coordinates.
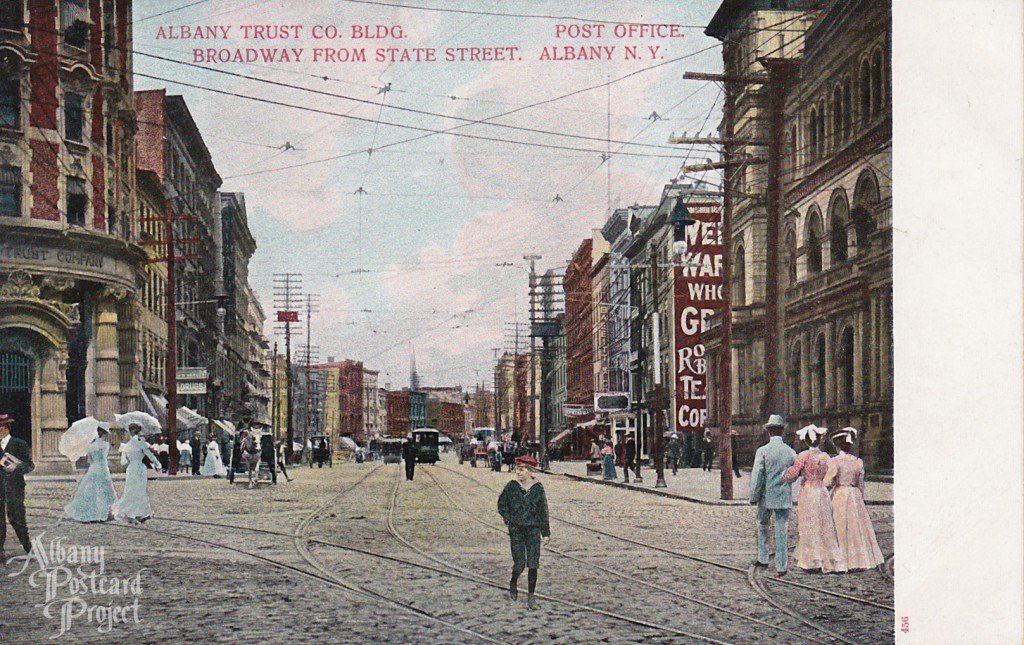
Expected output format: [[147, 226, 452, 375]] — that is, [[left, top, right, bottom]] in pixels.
[[749, 414, 797, 576]]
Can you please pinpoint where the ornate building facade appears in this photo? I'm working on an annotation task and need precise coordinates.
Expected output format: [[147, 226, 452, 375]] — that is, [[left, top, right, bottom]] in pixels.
[[0, 0, 140, 472], [705, 0, 892, 472]]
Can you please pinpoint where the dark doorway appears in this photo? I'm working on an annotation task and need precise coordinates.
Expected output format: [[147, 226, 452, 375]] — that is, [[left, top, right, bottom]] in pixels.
[[0, 351, 32, 446]]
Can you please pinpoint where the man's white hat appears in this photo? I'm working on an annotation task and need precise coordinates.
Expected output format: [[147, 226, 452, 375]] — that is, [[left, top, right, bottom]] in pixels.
[[763, 414, 785, 429]]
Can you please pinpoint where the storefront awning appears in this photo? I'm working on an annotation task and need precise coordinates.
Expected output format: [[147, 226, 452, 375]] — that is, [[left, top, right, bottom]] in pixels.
[[213, 420, 236, 436]]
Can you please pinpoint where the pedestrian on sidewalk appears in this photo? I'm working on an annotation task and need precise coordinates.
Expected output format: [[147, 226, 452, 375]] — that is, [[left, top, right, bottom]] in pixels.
[[177, 438, 192, 474], [701, 430, 716, 471], [64, 424, 117, 523], [623, 436, 639, 483], [749, 414, 797, 576], [668, 434, 681, 476], [783, 424, 846, 573], [601, 442, 616, 480], [201, 435, 227, 478], [276, 441, 293, 482], [0, 414, 34, 560], [824, 428, 884, 571], [111, 424, 160, 524], [402, 434, 417, 481], [498, 455, 550, 610], [730, 433, 742, 478], [189, 432, 203, 476]]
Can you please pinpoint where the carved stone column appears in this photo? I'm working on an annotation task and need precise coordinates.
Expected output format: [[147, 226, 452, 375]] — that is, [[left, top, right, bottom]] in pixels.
[[38, 347, 70, 465], [94, 288, 127, 422]]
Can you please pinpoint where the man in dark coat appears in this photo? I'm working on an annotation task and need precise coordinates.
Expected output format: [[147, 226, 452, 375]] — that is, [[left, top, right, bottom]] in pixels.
[[623, 436, 640, 483], [402, 435, 417, 480], [0, 414, 34, 559], [189, 432, 203, 476], [260, 434, 277, 484], [730, 433, 742, 478]]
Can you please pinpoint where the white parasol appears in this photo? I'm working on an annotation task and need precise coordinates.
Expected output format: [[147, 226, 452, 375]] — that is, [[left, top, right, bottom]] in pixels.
[[59, 417, 101, 463], [115, 411, 162, 437], [339, 436, 358, 451]]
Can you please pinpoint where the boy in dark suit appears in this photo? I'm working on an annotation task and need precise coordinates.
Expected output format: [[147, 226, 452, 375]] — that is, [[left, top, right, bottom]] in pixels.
[[0, 414, 34, 559]]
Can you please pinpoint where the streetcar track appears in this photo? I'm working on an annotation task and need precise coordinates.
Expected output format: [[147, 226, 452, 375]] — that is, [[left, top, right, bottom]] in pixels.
[[746, 565, 860, 645], [878, 554, 894, 584], [292, 463, 503, 644], [386, 464, 739, 645], [436, 462, 895, 613], [23, 466, 503, 645], [422, 466, 829, 645]]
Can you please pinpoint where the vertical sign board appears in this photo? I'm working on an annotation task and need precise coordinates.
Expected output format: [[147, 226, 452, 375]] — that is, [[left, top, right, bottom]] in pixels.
[[673, 202, 723, 434]]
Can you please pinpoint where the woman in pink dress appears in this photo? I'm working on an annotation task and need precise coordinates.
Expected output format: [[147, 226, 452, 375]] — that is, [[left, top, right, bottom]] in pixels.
[[825, 428, 884, 570], [783, 424, 847, 573]]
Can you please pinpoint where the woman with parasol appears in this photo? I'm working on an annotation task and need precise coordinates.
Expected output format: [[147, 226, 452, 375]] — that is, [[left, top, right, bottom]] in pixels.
[[63, 423, 118, 523], [111, 423, 161, 524]]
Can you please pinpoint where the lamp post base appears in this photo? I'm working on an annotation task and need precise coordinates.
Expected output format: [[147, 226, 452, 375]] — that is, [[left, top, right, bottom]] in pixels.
[[654, 477, 667, 488]]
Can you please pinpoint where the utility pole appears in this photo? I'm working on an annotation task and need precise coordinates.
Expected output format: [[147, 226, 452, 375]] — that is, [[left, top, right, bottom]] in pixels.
[[718, 77, 738, 501], [274, 273, 302, 461], [141, 191, 197, 476], [524, 255, 542, 464], [651, 240, 666, 488], [491, 347, 502, 434], [271, 342, 278, 440], [762, 58, 798, 422]]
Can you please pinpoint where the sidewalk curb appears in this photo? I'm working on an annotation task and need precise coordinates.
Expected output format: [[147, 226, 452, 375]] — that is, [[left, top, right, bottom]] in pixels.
[[547, 471, 894, 506]]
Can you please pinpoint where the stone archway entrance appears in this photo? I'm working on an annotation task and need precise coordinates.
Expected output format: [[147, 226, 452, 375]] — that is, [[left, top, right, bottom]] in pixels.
[[0, 351, 32, 445]]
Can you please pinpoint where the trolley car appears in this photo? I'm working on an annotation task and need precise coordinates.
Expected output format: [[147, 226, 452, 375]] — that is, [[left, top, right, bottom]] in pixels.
[[411, 428, 440, 464]]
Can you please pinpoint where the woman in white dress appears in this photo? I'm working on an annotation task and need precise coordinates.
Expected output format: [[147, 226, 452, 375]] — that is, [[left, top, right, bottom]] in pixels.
[[177, 439, 192, 474], [64, 425, 118, 522], [111, 424, 160, 524], [200, 437, 227, 477]]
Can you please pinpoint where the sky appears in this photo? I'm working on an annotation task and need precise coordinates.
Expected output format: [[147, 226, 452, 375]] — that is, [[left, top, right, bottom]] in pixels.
[[132, 0, 726, 390]]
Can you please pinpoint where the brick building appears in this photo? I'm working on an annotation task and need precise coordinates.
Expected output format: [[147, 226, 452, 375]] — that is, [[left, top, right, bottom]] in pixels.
[[0, 0, 141, 472]]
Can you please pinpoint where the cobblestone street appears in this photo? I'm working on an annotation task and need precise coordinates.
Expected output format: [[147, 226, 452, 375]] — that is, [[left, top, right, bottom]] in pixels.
[[2, 455, 893, 644]]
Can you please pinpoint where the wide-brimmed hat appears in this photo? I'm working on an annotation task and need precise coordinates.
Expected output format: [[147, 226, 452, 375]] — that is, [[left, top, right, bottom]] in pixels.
[[515, 455, 538, 469], [796, 424, 826, 443], [832, 427, 858, 444], [763, 414, 785, 429]]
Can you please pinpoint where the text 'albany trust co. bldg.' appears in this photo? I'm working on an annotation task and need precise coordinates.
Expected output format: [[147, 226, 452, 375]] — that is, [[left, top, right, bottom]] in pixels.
[[0, 1, 140, 472]]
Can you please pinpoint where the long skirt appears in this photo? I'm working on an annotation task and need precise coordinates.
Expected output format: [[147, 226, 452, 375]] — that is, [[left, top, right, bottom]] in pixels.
[[792, 483, 847, 572], [64, 464, 117, 522], [602, 454, 616, 480], [111, 462, 153, 522], [831, 485, 884, 569]]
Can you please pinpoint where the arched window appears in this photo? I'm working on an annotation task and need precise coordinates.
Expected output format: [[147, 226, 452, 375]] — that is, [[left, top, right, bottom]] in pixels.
[[843, 78, 853, 138], [809, 108, 818, 162], [788, 342, 802, 412], [859, 59, 871, 123], [853, 170, 880, 253], [871, 48, 884, 114], [785, 229, 798, 286], [817, 102, 826, 156], [838, 326, 855, 404], [733, 245, 746, 306], [832, 85, 845, 144], [813, 334, 826, 412], [806, 210, 823, 274], [788, 126, 798, 177], [830, 193, 850, 265]]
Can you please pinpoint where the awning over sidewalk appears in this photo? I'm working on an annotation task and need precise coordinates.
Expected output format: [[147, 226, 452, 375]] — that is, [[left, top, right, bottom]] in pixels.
[[212, 420, 236, 436]]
